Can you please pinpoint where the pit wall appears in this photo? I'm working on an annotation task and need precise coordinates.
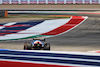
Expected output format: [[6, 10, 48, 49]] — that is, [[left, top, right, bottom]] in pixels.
[[0, 49, 100, 67]]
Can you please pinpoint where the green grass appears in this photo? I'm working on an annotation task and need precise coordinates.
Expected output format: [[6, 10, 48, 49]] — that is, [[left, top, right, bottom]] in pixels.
[[0, 15, 70, 19], [8, 15, 70, 19], [0, 17, 8, 19]]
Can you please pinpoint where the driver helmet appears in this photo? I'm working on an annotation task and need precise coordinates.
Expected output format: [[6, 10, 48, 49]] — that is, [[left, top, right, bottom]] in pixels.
[[34, 40, 42, 44]]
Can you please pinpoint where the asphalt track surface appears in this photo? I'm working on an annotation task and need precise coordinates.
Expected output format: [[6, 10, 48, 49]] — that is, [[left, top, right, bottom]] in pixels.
[[0, 11, 100, 52]]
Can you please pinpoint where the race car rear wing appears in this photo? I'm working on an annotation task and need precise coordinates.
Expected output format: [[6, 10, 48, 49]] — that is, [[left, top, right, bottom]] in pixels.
[[33, 38, 45, 41]]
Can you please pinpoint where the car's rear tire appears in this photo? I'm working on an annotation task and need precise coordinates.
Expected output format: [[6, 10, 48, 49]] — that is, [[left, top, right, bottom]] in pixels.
[[43, 43, 50, 50], [24, 42, 32, 50]]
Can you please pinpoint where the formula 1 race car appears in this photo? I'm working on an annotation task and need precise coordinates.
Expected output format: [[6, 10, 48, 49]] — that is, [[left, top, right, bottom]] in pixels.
[[24, 38, 50, 50]]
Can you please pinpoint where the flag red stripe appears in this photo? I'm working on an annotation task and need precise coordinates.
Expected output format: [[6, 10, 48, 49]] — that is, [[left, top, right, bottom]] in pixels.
[[0, 60, 77, 67], [42, 16, 85, 35]]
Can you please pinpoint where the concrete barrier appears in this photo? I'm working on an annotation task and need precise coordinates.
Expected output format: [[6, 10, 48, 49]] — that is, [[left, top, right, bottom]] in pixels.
[[0, 49, 100, 67]]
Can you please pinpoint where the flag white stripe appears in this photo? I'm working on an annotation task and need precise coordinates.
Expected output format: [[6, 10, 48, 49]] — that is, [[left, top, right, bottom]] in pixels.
[[0, 18, 70, 40]]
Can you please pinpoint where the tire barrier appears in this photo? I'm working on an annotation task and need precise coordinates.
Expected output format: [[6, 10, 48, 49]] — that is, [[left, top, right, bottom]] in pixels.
[[0, 16, 88, 41], [0, 49, 100, 67], [0, 11, 8, 17]]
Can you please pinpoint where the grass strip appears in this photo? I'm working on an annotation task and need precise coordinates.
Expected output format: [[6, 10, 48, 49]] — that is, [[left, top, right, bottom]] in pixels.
[[8, 15, 70, 19]]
